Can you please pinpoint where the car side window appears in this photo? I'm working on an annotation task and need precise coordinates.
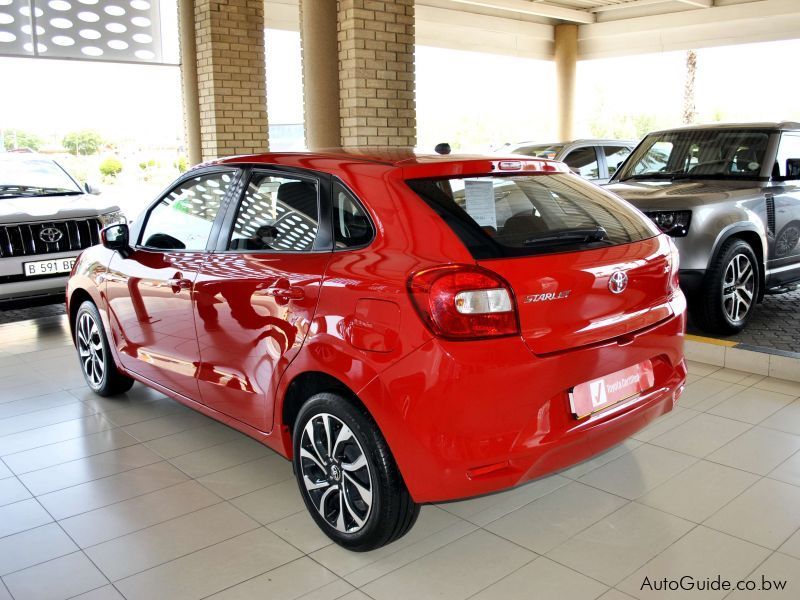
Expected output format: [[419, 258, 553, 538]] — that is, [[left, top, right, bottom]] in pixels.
[[333, 183, 373, 249], [775, 134, 800, 179], [140, 172, 233, 250], [603, 146, 632, 177], [563, 147, 600, 179], [228, 172, 319, 252]]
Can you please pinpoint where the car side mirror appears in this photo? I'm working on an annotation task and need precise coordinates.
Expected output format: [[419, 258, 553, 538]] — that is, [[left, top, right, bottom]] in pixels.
[[787, 159, 800, 179], [84, 182, 101, 195], [101, 223, 130, 254]]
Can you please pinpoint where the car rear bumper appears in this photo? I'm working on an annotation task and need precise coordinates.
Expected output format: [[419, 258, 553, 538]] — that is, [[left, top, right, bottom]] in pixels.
[[361, 292, 687, 503]]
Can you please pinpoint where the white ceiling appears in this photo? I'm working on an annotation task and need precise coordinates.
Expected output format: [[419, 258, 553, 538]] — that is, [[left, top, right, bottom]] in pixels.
[[265, 0, 800, 59]]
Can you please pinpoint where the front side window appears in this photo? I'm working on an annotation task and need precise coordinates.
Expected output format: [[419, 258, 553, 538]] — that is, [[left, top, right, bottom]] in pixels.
[[616, 129, 772, 181], [604, 146, 632, 177], [333, 183, 373, 249], [228, 173, 319, 252], [775, 133, 800, 179], [141, 172, 233, 250], [407, 174, 658, 259], [563, 147, 600, 179]]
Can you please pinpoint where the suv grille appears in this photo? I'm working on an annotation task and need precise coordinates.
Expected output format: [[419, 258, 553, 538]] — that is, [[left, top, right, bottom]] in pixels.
[[0, 219, 101, 258]]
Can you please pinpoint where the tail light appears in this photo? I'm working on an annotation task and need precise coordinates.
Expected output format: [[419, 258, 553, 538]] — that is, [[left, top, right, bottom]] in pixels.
[[667, 236, 680, 293], [408, 265, 519, 339]]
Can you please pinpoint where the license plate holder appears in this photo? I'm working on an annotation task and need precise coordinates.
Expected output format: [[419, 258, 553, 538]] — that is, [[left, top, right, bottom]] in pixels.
[[569, 360, 655, 419], [22, 258, 76, 277]]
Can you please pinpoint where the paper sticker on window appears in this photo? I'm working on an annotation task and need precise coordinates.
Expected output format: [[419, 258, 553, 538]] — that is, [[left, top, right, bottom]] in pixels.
[[465, 180, 496, 229]]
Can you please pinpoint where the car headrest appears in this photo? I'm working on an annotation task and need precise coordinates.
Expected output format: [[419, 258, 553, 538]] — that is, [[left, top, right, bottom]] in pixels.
[[277, 181, 317, 219]]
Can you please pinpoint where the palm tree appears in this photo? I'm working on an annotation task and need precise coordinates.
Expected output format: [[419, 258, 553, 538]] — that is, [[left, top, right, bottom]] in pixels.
[[682, 50, 698, 125]]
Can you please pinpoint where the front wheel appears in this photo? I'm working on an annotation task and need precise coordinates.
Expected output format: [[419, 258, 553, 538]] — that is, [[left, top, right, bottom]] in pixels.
[[292, 392, 419, 551], [75, 301, 134, 396], [694, 239, 759, 334]]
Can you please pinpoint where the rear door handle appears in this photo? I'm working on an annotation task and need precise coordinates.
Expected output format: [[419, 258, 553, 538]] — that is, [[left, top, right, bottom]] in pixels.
[[265, 286, 304, 300]]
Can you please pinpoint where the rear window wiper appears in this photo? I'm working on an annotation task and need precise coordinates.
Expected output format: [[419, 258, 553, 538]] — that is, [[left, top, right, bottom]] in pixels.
[[522, 227, 609, 248]]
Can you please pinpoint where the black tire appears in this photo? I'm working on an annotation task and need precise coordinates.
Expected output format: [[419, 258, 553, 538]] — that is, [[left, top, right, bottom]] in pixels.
[[292, 392, 419, 551], [694, 239, 759, 334], [74, 301, 134, 396]]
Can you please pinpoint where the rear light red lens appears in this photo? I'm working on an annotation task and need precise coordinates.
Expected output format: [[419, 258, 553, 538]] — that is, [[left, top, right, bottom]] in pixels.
[[408, 265, 519, 339]]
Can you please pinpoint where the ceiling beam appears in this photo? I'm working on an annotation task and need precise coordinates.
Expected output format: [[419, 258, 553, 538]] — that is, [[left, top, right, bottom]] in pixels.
[[676, 0, 714, 7], [590, 0, 676, 13], [446, 0, 596, 24]]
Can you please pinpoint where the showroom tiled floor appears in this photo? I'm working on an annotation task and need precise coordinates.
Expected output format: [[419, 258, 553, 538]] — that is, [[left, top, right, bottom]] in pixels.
[[1, 315, 800, 600]]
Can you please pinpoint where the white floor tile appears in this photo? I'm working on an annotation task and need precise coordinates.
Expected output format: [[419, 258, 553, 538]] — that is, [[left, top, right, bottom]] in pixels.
[[547, 503, 693, 586]]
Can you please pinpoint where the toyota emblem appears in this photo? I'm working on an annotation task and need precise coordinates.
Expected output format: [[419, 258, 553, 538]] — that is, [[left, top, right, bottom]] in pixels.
[[608, 270, 628, 294], [39, 227, 63, 243]]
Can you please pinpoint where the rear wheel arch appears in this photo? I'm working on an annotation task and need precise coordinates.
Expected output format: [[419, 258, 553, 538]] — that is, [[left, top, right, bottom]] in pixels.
[[281, 371, 372, 450]]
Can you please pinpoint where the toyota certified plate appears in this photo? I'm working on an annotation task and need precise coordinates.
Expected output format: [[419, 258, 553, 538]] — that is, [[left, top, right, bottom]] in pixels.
[[23, 258, 76, 277], [569, 360, 655, 419]]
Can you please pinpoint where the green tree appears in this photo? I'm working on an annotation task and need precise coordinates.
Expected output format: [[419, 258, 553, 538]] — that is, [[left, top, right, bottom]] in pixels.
[[99, 156, 123, 179], [62, 130, 103, 155], [2, 129, 43, 151], [174, 156, 188, 173]]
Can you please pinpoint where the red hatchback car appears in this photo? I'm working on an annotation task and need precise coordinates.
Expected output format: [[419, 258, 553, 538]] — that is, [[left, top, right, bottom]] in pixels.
[[67, 150, 687, 551]]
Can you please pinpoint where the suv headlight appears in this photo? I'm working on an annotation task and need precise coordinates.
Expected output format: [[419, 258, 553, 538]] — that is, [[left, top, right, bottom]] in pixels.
[[645, 210, 691, 237], [98, 210, 126, 227]]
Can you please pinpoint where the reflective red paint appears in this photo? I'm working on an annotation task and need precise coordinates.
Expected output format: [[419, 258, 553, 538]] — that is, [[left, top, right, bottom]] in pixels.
[[67, 150, 686, 504]]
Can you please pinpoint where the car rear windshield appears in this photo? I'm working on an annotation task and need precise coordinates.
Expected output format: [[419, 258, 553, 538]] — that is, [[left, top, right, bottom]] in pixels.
[[407, 174, 658, 259], [509, 144, 564, 160]]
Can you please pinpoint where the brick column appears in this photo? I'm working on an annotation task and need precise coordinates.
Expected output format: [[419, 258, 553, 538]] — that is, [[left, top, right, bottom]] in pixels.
[[554, 23, 577, 143], [194, 0, 269, 160], [337, 0, 416, 148], [299, 0, 341, 149]]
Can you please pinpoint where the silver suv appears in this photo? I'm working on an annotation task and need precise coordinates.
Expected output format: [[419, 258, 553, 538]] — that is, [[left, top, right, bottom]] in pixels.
[[502, 139, 636, 184], [1, 154, 124, 308], [606, 122, 800, 334]]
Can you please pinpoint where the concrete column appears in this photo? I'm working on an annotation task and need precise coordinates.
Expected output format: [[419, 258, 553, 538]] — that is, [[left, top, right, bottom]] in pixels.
[[194, 0, 269, 160], [299, 0, 341, 149], [554, 23, 578, 142], [178, 0, 201, 165], [337, 0, 416, 148]]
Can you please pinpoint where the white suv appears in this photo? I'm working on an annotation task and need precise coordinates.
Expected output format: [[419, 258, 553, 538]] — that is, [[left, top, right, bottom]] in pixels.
[[0, 154, 124, 308]]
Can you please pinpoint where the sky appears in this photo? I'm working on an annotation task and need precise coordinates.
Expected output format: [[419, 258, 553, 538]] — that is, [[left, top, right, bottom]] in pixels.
[[2, 14, 800, 151]]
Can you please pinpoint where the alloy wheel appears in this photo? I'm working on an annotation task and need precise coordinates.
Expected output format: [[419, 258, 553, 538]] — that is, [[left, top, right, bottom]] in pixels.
[[722, 253, 755, 323], [77, 312, 105, 388], [298, 413, 373, 534]]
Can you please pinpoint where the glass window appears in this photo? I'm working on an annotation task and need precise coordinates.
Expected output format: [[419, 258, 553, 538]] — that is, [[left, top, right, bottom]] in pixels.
[[0, 157, 82, 197], [617, 130, 771, 181], [509, 144, 564, 160], [140, 172, 232, 250], [407, 174, 657, 259], [228, 173, 319, 252], [563, 147, 600, 179], [333, 183, 373, 249], [775, 134, 800, 178], [603, 146, 632, 177]]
